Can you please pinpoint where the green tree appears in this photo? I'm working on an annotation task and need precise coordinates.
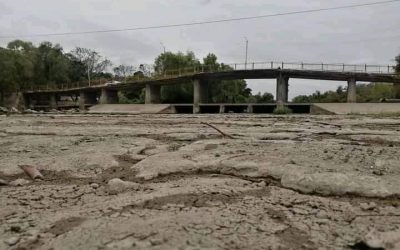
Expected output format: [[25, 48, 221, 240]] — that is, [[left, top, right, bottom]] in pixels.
[[0, 47, 18, 102], [395, 54, 400, 74], [202, 53, 251, 103], [292, 83, 394, 103], [249, 92, 274, 103], [6, 40, 35, 90], [34, 42, 72, 87], [154, 51, 200, 103]]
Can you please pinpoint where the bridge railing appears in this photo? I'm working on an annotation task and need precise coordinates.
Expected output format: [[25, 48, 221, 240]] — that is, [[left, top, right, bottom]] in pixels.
[[29, 61, 396, 92], [223, 62, 394, 74]]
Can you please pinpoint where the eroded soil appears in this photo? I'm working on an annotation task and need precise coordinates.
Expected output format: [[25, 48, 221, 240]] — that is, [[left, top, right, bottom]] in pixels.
[[1, 114, 400, 249]]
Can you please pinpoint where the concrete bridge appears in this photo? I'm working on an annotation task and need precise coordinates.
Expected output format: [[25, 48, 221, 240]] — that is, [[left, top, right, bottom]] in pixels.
[[22, 62, 400, 113]]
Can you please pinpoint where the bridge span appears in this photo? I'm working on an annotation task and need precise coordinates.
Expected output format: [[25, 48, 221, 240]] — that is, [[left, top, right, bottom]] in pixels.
[[22, 62, 400, 113]]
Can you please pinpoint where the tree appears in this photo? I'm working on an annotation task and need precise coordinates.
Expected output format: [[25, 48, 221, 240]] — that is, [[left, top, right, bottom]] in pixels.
[[71, 47, 112, 85], [154, 51, 200, 103], [114, 64, 134, 82], [6, 40, 35, 90], [34, 42, 71, 86], [292, 83, 394, 103], [251, 92, 274, 103], [203, 53, 251, 103]]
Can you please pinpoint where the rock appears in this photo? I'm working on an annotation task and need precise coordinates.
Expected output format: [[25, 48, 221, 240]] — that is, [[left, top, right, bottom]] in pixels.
[[373, 169, 384, 176], [90, 183, 100, 189], [360, 228, 400, 250], [24, 109, 37, 114], [281, 171, 397, 198], [9, 178, 31, 186], [9, 107, 20, 113], [360, 202, 377, 211], [257, 181, 267, 187], [0, 106, 8, 114], [4, 236, 20, 246], [107, 178, 139, 195]]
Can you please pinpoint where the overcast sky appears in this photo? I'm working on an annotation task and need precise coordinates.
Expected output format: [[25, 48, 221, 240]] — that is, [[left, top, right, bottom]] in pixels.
[[1, 0, 399, 99]]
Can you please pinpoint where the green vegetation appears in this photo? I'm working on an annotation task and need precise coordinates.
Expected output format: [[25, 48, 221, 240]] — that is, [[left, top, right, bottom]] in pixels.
[[0, 40, 112, 103], [0, 40, 274, 105], [292, 83, 396, 103], [273, 106, 293, 115]]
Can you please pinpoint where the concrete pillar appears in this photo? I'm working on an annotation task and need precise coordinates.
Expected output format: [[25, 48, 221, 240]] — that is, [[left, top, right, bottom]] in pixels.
[[193, 79, 208, 113], [3, 92, 25, 110], [247, 105, 253, 113], [394, 83, 400, 99], [145, 84, 161, 104], [276, 75, 289, 105], [23, 94, 33, 109], [99, 89, 119, 105], [347, 78, 357, 103], [49, 94, 58, 110], [219, 105, 225, 114], [79, 91, 98, 111]]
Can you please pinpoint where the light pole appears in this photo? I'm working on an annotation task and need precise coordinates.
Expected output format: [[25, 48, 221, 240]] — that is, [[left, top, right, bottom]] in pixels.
[[160, 42, 166, 53], [244, 37, 248, 70], [160, 42, 166, 74]]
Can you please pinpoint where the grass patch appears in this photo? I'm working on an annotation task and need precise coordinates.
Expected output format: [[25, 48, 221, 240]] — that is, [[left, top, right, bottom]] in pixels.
[[273, 106, 293, 115]]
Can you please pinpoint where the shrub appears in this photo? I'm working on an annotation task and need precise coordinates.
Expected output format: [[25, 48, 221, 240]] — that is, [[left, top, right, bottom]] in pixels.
[[273, 106, 293, 115]]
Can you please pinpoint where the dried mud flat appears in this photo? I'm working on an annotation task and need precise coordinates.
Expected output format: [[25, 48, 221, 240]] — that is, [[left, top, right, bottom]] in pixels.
[[1, 113, 400, 250]]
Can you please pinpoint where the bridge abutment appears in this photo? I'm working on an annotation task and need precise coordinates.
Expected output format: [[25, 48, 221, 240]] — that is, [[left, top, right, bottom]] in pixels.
[[193, 79, 209, 113], [276, 74, 289, 104], [347, 78, 357, 103], [145, 84, 161, 104], [99, 89, 119, 105]]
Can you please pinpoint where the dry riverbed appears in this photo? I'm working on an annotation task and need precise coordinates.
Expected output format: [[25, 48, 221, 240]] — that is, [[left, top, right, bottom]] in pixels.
[[1, 113, 400, 250]]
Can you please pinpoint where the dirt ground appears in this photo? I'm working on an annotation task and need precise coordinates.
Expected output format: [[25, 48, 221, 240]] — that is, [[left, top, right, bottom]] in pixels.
[[1, 113, 400, 250]]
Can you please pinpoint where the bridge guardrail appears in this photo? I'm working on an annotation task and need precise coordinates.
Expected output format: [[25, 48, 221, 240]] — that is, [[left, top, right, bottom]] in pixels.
[[29, 61, 396, 92]]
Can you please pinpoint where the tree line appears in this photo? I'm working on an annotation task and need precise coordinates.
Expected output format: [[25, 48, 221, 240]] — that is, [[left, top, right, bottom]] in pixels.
[[292, 83, 398, 103], [0, 40, 273, 104]]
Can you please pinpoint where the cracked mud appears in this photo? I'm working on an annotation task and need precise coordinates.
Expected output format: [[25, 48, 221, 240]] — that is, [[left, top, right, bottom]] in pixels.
[[1, 114, 400, 249]]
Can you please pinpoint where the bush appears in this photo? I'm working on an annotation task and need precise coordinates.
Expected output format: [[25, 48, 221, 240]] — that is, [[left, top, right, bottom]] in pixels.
[[273, 106, 293, 115]]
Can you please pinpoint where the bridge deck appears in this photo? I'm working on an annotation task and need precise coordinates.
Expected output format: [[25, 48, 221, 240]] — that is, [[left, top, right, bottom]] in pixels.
[[24, 68, 400, 95]]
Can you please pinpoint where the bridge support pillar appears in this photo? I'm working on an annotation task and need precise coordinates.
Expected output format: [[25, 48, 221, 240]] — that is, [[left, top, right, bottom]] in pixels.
[[49, 94, 58, 110], [394, 83, 400, 99], [99, 89, 119, 105], [145, 84, 161, 104], [24, 94, 33, 110], [347, 78, 357, 103], [193, 79, 208, 113], [276, 75, 289, 105], [79, 91, 98, 111]]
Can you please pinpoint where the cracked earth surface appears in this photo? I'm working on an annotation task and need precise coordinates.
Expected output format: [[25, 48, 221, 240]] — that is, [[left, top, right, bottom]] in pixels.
[[1, 114, 400, 249]]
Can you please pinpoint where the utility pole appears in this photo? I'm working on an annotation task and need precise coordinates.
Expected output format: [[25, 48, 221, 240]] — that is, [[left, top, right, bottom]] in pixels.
[[244, 37, 248, 70], [160, 42, 166, 53], [160, 42, 166, 74]]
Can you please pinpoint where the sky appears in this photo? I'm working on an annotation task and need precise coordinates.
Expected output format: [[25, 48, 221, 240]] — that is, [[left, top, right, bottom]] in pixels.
[[0, 0, 399, 99]]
